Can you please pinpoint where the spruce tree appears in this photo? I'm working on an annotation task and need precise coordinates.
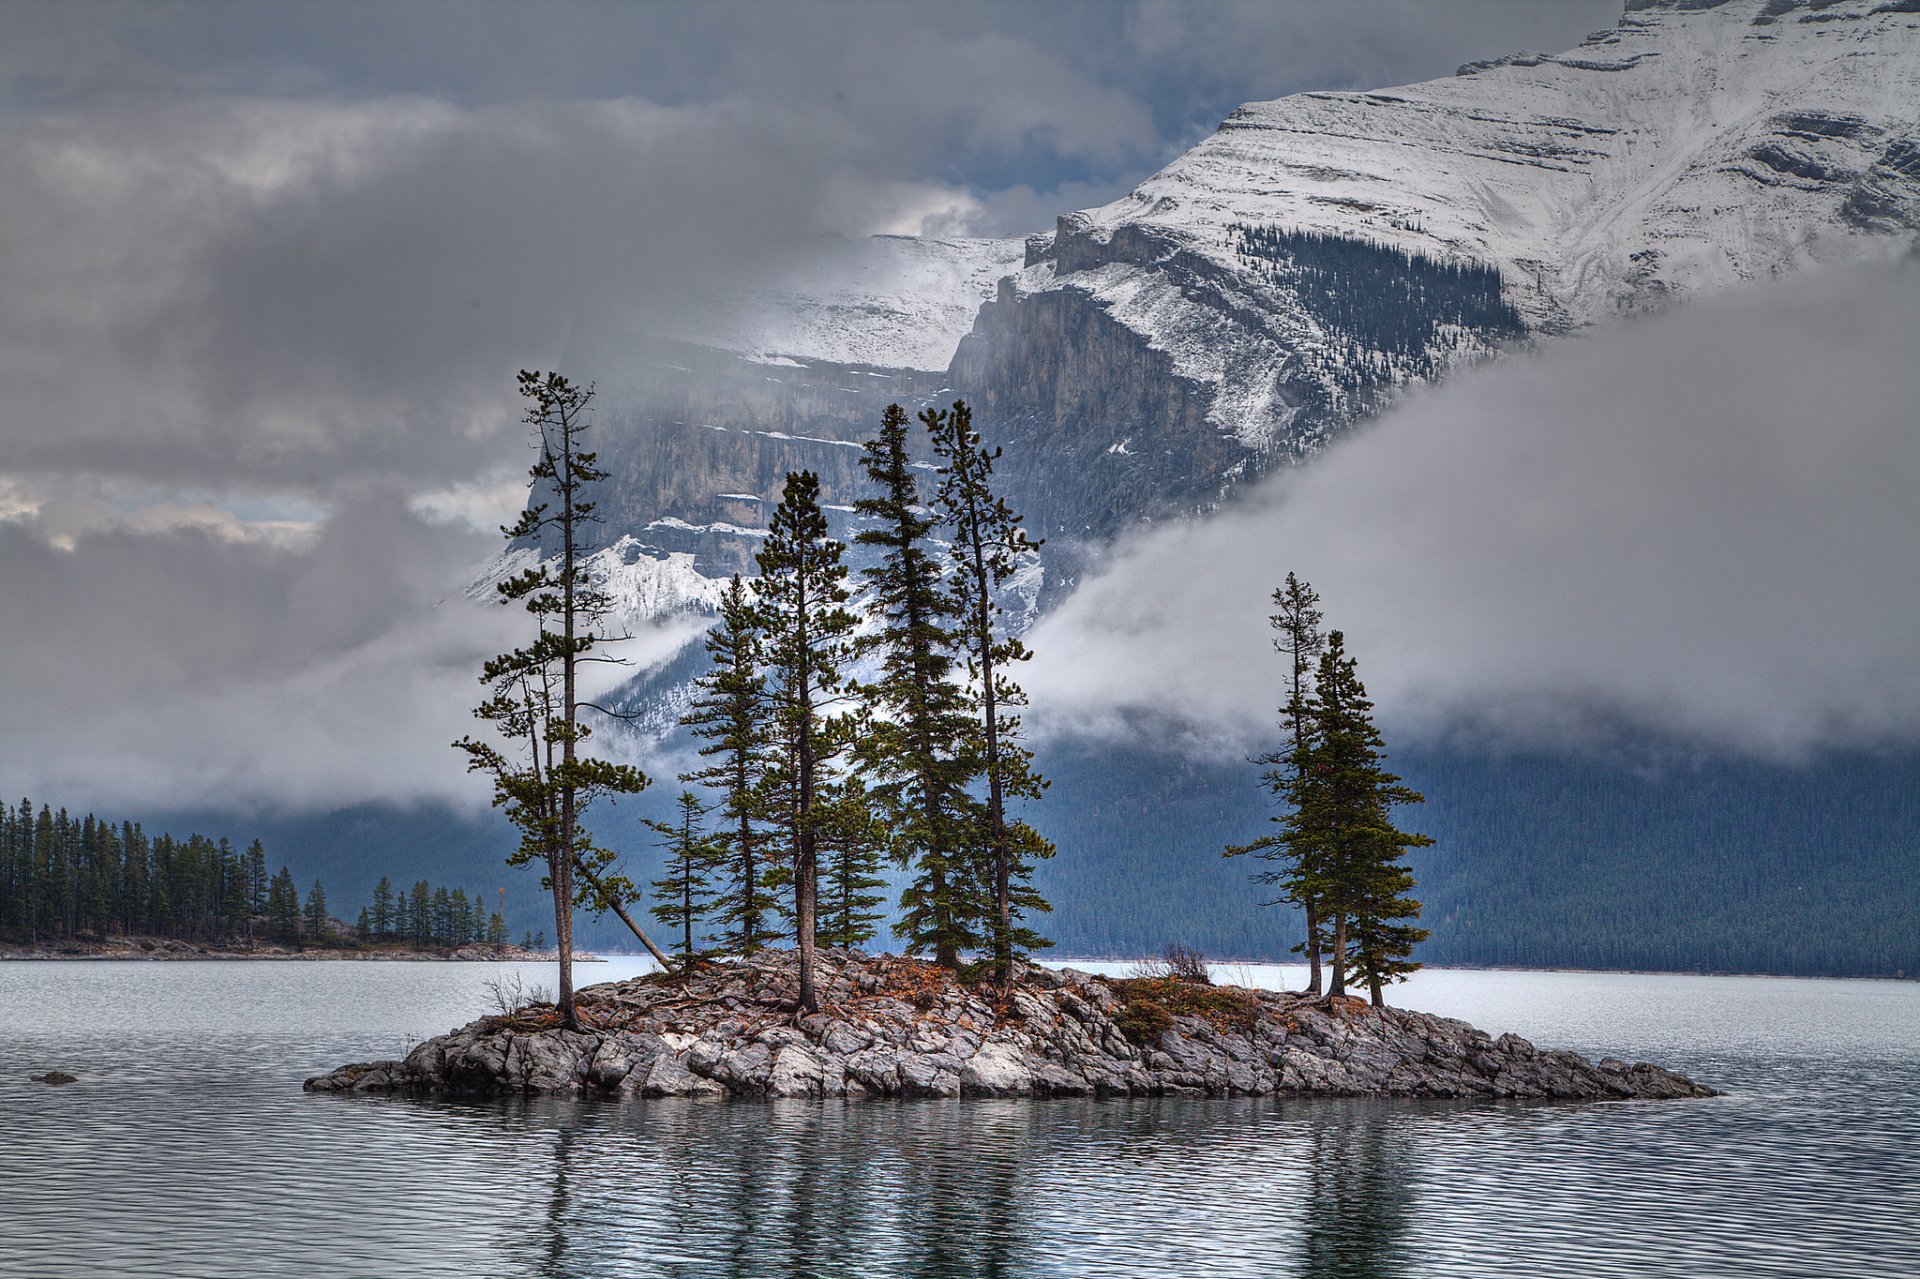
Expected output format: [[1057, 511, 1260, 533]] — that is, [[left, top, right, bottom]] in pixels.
[[679, 575, 776, 955], [753, 470, 857, 1012], [923, 399, 1053, 988], [266, 867, 299, 943], [1286, 631, 1432, 1004], [1227, 573, 1330, 994], [303, 880, 329, 939], [370, 876, 395, 940], [646, 791, 725, 961], [852, 403, 982, 965], [456, 370, 660, 1028], [814, 778, 890, 950]]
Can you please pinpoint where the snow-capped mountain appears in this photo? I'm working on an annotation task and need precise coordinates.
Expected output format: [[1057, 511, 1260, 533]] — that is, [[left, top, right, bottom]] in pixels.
[[551, 0, 1918, 636], [958, 0, 1919, 517]]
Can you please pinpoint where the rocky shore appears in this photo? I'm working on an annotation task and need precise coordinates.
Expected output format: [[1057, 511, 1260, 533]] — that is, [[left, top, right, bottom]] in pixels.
[[306, 950, 1714, 1101]]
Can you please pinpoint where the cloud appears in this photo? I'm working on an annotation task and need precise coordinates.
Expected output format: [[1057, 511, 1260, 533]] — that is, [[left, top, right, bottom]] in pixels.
[[1026, 260, 1920, 761], [0, 493, 700, 812]]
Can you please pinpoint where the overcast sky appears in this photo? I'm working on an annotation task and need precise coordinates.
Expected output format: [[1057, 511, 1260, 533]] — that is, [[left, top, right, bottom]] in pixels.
[[1, 0, 1775, 813]]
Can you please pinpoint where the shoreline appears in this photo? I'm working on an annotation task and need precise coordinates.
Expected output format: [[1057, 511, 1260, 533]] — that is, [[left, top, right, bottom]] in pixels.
[[306, 949, 1717, 1102], [0, 938, 591, 963]]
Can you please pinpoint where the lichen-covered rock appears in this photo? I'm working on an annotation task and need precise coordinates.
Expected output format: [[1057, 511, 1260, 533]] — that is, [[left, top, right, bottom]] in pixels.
[[303, 950, 1715, 1102]]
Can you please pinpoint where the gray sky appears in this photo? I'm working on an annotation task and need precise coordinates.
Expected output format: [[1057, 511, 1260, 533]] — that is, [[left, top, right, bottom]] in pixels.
[[1026, 260, 1920, 763], [0, 0, 1685, 811]]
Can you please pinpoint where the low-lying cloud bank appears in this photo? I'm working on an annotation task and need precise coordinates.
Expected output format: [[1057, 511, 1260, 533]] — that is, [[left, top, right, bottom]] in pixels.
[[1026, 260, 1920, 761]]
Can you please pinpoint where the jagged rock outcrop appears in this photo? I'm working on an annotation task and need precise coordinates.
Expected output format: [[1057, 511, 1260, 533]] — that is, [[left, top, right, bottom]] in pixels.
[[305, 951, 1714, 1101]]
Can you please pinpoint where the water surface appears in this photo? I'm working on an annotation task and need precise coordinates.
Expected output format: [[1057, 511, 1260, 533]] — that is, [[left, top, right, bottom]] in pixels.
[[2, 960, 1914, 1278]]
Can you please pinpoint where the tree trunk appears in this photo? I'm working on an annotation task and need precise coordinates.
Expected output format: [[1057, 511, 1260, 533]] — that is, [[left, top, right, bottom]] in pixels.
[[550, 850, 576, 1028], [1368, 974, 1385, 1007], [571, 856, 674, 969], [1304, 898, 1323, 996], [1328, 913, 1347, 1000], [796, 827, 818, 1012]]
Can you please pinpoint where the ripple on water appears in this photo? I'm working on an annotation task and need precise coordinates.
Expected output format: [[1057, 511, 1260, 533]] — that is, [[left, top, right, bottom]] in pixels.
[[2, 960, 1916, 1278]]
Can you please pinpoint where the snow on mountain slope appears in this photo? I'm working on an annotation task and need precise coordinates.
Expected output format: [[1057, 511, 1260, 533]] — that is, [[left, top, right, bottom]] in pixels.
[[661, 233, 1025, 371], [982, 0, 1919, 452]]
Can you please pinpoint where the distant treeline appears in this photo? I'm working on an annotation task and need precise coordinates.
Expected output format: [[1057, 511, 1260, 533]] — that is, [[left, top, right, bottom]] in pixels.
[[356, 876, 510, 949], [0, 798, 328, 946], [0, 798, 516, 953]]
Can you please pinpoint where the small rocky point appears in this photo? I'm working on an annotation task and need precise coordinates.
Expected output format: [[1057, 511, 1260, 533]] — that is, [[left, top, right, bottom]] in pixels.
[[305, 950, 1714, 1101]]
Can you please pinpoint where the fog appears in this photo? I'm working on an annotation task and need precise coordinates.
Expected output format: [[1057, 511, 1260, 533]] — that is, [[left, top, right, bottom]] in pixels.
[[1027, 261, 1920, 761]]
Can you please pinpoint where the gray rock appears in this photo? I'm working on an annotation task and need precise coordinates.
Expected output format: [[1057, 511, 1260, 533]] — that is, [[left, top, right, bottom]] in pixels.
[[302, 951, 1716, 1103]]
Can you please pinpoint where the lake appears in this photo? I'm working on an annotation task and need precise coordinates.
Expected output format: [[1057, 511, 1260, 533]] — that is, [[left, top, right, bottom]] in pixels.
[[2, 959, 1915, 1278]]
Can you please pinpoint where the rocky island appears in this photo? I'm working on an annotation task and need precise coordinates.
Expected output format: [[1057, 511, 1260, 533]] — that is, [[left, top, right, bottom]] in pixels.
[[306, 950, 1714, 1101]]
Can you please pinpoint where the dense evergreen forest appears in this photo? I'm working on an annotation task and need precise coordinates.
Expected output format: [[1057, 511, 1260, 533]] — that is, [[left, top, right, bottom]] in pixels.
[[0, 798, 513, 952], [0, 799, 315, 946]]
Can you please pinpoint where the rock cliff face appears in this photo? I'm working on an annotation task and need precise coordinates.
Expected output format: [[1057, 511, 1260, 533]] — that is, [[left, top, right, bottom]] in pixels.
[[305, 951, 1714, 1102]]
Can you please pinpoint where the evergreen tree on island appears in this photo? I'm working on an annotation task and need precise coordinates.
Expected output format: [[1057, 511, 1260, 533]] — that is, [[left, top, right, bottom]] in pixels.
[[925, 399, 1053, 989], [646, 791, 724, 961], [852, 403, 984, 966], [456, 370, 665, 1031], [679, 575, 777, 956], [814, 776, 891, 949], [1227, 572, 1330, 995], [753, 470, 858, 1013], [1285, 630, 1431, 1005]]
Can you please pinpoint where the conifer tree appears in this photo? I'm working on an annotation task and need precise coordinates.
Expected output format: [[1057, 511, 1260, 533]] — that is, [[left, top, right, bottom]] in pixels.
[[646, 791, 725, 961], [679, 575, 776, 955], [244, 840, 269, 941], [753, 470, 857, 1012], [303, 880, 329, 939], [1227, 573, 1330, 994], [853, 403, 982, 964], [814, 778, 890, 950], [266, 867, 299, 942], [1285, 631, 1431, 1004], [456, 370, 659, 1029], [370, 876, 395, 940], [923, 400, 1053, 988]]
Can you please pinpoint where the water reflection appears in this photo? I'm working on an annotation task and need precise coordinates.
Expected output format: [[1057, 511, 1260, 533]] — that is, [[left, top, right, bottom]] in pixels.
[[462, 1096, 1476, 1279], [5, 963, 1918, 1278], [1296, 1102, 1414, 1279]]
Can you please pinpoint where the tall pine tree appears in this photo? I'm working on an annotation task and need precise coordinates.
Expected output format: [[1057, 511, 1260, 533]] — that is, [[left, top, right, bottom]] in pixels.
[[852, 404, 982, 965], [456, 370, 661, 1029], [1227, 573, 1330, 995], [924, 400, 1053, 989], [753, 470, 857, 1012], [679, 575, 777, 955], [1285, 631, 1431, 1004]]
